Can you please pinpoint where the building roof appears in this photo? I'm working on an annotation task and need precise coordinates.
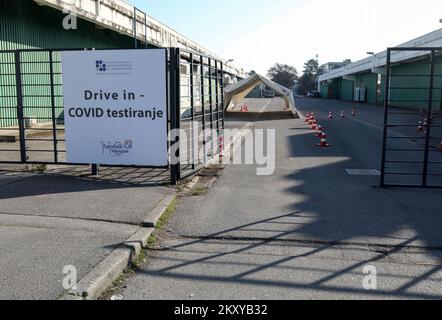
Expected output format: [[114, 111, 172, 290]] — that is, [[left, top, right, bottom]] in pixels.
[[33, 0, 246, 77], [319, 28, 442, 82]]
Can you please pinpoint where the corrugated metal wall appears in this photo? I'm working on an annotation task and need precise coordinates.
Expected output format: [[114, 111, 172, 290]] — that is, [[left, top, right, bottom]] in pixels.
[[0, 0, 138, 128], [340, 79, 354, 101], [390, 56, 442, 110]]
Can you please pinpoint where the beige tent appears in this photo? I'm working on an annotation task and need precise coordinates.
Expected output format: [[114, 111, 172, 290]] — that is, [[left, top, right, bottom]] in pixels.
[[224, 74, 298, 117]]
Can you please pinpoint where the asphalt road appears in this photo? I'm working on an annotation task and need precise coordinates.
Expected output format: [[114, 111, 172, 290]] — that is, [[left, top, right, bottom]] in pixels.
[[120, 97, 442, 300]]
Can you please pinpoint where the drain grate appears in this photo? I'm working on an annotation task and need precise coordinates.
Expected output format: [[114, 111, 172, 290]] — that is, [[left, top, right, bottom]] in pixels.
[[345, 169, 381, 176]]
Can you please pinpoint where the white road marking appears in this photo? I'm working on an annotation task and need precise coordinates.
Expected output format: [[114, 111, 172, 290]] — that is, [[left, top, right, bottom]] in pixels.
[[259, 99, 272, 113]]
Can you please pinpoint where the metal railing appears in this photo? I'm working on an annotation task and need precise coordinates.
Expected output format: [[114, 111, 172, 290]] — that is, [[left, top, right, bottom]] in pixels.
[[0, 47, 224, 184], [380, 47, 442, 188]]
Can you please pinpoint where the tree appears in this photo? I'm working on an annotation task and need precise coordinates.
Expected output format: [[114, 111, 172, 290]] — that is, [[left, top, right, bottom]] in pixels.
[[298, 58, 320, 94], [267, 63, 298, 89]]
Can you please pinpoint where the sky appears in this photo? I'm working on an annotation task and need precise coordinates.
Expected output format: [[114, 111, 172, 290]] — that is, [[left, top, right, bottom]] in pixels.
[[130, 0, 442, 75]]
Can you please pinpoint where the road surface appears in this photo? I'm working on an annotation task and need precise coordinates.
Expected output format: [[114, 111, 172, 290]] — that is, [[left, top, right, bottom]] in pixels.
[[118, 97, 442, 300]]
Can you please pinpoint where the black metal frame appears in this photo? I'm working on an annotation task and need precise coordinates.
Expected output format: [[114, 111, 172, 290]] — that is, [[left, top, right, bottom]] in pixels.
[[0, 47, 224, 185], [172, 48, 225, 182], [380, 47, 442, 188]]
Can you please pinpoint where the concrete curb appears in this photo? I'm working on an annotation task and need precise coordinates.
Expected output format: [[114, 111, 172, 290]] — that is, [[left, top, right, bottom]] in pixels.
[[60, 196, 176, 300], [142, 195, 177, 228]]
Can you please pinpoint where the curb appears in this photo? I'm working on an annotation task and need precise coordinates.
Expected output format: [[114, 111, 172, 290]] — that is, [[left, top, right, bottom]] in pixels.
[[142, 195, 177, 228], [60, 195, 176, 300]]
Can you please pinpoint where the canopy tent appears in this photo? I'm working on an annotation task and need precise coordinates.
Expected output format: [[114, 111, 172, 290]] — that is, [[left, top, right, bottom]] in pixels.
[[224, 74, 298, 117]]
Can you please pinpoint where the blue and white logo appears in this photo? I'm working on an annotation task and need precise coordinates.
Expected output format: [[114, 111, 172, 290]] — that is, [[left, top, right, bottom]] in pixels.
[[96, 60, 107, 72]]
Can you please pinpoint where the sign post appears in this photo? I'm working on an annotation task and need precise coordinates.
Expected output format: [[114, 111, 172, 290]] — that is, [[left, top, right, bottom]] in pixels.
[[61, 49, 168, 167]]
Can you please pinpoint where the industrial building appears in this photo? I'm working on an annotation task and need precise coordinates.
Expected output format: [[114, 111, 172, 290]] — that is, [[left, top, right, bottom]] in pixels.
[[319, 29, 442, 110], [0, 0, 246, 128]]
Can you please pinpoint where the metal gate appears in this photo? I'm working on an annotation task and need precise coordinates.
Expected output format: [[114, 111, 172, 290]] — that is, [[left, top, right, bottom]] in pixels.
[[171, 48, 225, 183], [0, 48, 225, 184], [380, 47, 442, 188]]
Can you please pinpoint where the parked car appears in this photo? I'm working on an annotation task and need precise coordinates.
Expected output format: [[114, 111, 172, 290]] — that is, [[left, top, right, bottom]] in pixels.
[[307, 91, 321, 98]]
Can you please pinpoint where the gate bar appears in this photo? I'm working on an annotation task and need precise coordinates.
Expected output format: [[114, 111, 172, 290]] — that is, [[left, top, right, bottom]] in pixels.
[[422, 49, 435, 187], [14, 51, 26, 163], [48, 51, 59, 163], [170, 48, 181, 185], [380, 48, 391, 188]]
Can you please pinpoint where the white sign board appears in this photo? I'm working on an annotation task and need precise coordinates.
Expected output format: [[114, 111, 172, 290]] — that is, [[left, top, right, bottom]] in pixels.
[[61, 49, 168, 166]]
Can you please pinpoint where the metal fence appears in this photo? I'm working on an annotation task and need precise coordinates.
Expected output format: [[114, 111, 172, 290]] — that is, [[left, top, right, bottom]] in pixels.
[[380, 47, 442, 188], [0, 48, 225, 184]]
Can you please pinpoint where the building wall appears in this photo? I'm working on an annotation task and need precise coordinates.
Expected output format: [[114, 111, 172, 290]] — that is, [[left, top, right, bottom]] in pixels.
[[320, 56, 441, 110], [320, 83, 328, 98], [0, 0, 148, 128], [390, 56, 442, 110], [340, 79, 354, 102]]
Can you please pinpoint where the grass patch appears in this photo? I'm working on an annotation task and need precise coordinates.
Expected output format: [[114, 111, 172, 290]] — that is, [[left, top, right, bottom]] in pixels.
[[190, 187, 208, 197], [31, 164, 47, 173], [156, 197, 177, 231]]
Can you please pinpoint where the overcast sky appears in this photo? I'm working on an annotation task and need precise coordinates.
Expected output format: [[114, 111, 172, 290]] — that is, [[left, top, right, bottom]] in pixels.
[[131, 0, 442, 75]]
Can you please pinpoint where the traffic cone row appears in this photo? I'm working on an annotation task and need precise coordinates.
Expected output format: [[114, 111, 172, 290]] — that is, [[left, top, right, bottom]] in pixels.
[[306, 111, 331, 147], [327, 109, 357, 120]]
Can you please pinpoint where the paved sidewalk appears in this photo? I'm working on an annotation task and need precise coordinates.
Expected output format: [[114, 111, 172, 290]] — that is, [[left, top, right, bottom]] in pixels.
[[0, 168, 173, 300]]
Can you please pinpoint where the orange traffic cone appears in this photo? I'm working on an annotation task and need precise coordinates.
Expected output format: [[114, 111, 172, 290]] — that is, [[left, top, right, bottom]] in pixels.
[[305, 113, 311, 122], [315, 127, 324, 137], [328, 112, 333, 120], [352, 109, 356, 117], [311, 121, 318, 130], [317, 134, 331, 147], [417, 121, 424, 132], [341, 110, 346, 118]]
